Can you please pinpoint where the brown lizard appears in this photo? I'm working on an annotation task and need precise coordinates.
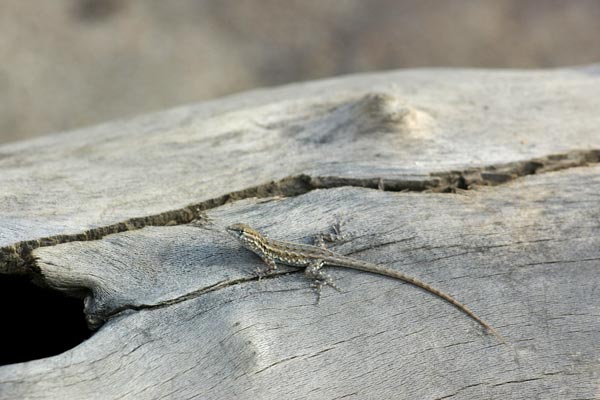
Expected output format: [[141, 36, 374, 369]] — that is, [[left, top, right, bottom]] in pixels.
[[226, 223, 505, 343]]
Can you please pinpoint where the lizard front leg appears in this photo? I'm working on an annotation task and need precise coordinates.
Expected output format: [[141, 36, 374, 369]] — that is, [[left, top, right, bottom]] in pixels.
[[255, 253, 278, 278]]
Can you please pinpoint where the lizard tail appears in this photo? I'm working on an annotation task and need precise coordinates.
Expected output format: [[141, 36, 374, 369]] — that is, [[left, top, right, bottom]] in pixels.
[[333, 258, 508, 344]]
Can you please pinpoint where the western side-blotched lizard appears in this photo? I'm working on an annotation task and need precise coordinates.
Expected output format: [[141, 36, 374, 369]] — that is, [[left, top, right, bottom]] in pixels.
[[226, 223, 505, 343]]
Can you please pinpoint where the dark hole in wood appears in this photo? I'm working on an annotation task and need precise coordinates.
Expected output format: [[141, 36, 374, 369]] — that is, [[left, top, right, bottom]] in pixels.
[[455, 175, 469, 190], [0, 275, 92, 366]]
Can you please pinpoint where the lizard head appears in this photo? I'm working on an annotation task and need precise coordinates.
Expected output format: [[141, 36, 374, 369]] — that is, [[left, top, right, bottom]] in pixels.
[[226, 223, 264, 246]]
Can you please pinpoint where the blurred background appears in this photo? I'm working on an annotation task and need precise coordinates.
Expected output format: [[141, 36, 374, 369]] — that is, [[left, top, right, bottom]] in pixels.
[[1, 0, 599, 144]]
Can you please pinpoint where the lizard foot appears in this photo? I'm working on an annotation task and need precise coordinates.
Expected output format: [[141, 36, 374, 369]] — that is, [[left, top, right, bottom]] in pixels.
[[314, 215, 353, 248], [305, 261, 341, 303], [309, 278, 341, 304], [255, 265, 277, 280]]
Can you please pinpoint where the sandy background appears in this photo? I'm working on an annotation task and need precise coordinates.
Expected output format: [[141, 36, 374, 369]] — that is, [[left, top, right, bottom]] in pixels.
[[1, 0, 599, 144]]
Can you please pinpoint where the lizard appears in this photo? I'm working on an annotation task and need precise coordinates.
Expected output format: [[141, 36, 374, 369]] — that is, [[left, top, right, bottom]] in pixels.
[[226, 222, 506, 343]]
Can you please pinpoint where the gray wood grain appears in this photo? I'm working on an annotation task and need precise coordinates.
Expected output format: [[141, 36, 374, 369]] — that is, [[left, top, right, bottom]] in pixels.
[[2, 67, 600, 273], [1, 67, 599, 399], [3, 166, 599, 399]]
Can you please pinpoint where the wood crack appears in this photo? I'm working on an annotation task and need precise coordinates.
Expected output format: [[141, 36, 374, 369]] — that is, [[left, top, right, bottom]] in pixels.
[[100, 271, 293, 325], [3, 148, 599, 277]]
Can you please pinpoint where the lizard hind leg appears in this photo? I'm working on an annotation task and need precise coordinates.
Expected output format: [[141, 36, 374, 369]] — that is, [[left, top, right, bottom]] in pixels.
[[304, 260, 341, 303], [314, 215, 353, 249]]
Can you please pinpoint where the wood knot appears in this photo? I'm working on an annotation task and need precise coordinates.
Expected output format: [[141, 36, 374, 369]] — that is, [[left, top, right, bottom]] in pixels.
[[288, 92, 435, 144], [354, 93, 433, 136]]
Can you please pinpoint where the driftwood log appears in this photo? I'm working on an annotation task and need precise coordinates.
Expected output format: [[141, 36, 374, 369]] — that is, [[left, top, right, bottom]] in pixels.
[[1, 67, 599, 399]]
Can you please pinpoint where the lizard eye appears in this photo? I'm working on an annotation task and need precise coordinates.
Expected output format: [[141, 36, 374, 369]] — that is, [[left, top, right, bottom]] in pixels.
[[226, 224, 251, 241]]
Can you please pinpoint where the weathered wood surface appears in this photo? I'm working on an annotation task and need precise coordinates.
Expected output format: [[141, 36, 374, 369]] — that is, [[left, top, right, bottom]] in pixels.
[[2, 67, 600, 273], [1, 67, 599, 399]]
